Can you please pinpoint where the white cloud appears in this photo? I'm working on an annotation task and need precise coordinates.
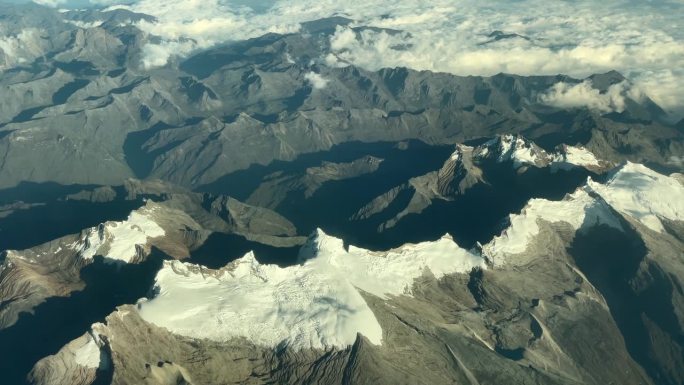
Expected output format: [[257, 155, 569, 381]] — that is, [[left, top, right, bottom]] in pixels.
[[32, 0, 68, 7], [104, 0, 299, 68], [539, 81, 632, 113], [631, 69, 684, 117], [0, 29, 46, 70], [304, 72, 328, 89], [65, 20, 104, 29], [139, 39, 196, 68], [78, 0, 683, 117]]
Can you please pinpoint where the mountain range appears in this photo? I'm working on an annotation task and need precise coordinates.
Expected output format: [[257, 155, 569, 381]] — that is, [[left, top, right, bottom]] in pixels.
[[0, 3, 683, 385]]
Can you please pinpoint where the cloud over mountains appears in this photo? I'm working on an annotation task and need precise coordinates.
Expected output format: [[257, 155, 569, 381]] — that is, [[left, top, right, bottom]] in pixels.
[[538, 81, 642, 113], [18, 0, 684, 116]]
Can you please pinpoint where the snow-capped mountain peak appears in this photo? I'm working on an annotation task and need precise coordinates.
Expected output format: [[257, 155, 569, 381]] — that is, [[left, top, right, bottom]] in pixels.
[[587, 162, 684, 233], [136, 229, 484, 350], [474, 134, 609, 172], [69, 202, 165, 263], [483, 188, 623, 264], [478, 134, 551, 169], [484, 161, 684, 264]]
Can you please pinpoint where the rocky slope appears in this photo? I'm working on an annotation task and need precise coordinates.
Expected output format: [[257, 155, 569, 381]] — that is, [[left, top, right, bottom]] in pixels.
[[351, 135, 612, 233]]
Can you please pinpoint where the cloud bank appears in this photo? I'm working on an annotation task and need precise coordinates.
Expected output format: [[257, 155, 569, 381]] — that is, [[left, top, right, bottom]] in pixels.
[[55, 0, 684, 116]]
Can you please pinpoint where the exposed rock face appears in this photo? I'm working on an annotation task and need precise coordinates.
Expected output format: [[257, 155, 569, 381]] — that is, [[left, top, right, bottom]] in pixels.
[[480, 162, 684, 384], [474, 134, 554, 170], [472, 134, 614, 173], [246, 155, 384, 209], [436, 144, 485, 196], [28, 330, 107, 385], [207, 196, 297, 237], [0, 193, 307, 384], [60, 178, 306, 247], [65, 187, 118, 203], [133, 230, 482, 350], [0, 202, 45, 219], [351, 144, 486, 229], [0, 241, 86, 330]]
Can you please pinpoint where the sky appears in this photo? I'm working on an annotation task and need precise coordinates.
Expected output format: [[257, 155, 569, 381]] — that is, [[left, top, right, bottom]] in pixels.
[[6, 0, 684, 117]]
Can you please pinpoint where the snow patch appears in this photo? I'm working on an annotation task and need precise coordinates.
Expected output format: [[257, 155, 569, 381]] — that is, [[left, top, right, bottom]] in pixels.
[[668, 156, 684, 167], [138, 230, 483, 350], [73, 333, 102, 369], [587, 162, 684, 233], [32, 0, 67, 8], [484, 162, 683, 263], [284, 52, 296, 64], [307, 231, 485, 299], [138, 252, 383, 350], [3, 250, 34, 263]]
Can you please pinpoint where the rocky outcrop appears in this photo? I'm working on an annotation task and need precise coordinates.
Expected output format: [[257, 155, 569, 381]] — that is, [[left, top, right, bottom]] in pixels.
[[0, 240, 85, 330], [351, 135, 610, 232], [351, 143, 486, 227], [60, 179, 307, 248], [28, 330, 107, 385], [207, 196, 296, 237], [246, 156, 384, 209], [436, 144, 485, 196]]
